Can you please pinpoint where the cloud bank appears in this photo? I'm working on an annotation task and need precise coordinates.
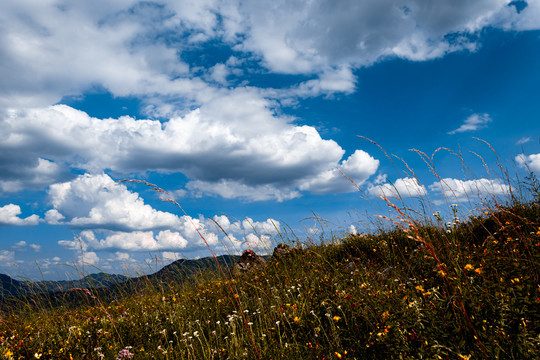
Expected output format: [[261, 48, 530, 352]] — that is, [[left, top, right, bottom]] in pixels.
[[3, 101, 378, 200]]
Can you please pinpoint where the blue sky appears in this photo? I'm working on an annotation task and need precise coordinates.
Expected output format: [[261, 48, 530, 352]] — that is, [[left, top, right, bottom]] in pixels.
[[1, 0, 539, 280]]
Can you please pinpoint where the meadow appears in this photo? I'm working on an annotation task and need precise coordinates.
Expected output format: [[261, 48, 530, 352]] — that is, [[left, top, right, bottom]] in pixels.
[[1, 154, 539, 359]]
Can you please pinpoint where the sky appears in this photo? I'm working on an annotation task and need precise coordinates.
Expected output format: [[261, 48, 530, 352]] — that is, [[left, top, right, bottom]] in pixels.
[[1, 0, 540, 281]]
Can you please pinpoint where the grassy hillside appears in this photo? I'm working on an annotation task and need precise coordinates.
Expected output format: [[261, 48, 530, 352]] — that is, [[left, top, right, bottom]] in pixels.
[[1, 187, 539, 359]]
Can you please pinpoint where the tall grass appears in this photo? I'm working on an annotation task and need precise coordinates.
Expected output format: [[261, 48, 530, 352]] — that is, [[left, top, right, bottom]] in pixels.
[[1, 145, 539, 359]]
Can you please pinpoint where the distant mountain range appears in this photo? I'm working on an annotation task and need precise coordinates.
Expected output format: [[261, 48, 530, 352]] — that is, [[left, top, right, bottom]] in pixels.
[[0, 272, 130, 298], [0, 254, 245, 302]]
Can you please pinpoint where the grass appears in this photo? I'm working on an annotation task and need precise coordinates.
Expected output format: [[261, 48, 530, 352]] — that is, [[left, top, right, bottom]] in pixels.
[[1, 160, 539, 359]]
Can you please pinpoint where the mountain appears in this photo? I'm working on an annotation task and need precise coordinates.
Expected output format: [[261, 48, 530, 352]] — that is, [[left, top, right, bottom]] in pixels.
[[0, 272, 130, 299], [0, 254, 248, 309], [31, 272, 131, 293], [0, 273, 23, 297]]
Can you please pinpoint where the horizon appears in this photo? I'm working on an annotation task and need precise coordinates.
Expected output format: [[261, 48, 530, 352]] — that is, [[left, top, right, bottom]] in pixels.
[[1, 0, 539, 281]]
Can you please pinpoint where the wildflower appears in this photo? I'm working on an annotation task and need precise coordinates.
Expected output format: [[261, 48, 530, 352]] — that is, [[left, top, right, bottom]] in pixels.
[[294, 316, 300, 323], [333, 316, 341, 322], [474, 268, 483, 274], [34, 353, 42, 359], [464, 264, 474, 271], [335, 352, 342, 359], [438, 269, 447, 277], [116, 347, 134, 359]]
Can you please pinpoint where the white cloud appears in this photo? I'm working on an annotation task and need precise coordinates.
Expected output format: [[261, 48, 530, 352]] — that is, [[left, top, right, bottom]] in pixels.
[[187, 180, 301, 202], [232, 0, 531, 74], [0, 250, 15, 263], [44, 209, 65, 225], [368, 177, 428, 199], [4, 96, 378, 199], [0, 0, 538, 209], [0, 157, 67, 194], [293, 65, 357, 97], [12, 241, 26, 249], [29, 244, 41, 252], [244, 233, 272, 252], [207, 63, 230, 84], [57, 214, 281, 253], [0, 1, 536, 201], [162, 251, 182, 262], [78, 251, 100, 266], [429, 178, 512, 202], [517, 137, 531, 145], [516, 153, 540, 174], [0, 204, 39, 225], [1, 0, 536, 112], [448, 113, 492, 134], [114, 252, 132, 262], [208, 215, 280, 237], [9, 241, 40, 252], [299, 150, 379, 194], [68, 229, 189, 252], [47, 173, 180, 230], [0, 0, 195, 109], [39, 256, 62, 270], [57, 237, 89, 252]]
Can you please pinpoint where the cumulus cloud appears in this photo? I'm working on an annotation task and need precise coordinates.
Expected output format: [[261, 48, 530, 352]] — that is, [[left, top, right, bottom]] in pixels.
[[0, 250, 15, 263], [187, 180, 301, 202], [233, 0, 536, 73], [1, 0, 537, 112], [429, 178, 512, 202], [0, 204, 39, 225], [47, 173, 180, 230], [1, 1, 537, 200], [4, 97, 377, 199], [78, 251, 100, 265], [448, 113, 492, 134], [299, 150, 379, 194], [29, 244, 41, 252], [0, 157, 68, 194], [76, 230, 187, 252], [368, 177, 428, 199], [162, 251, 182, 262], [244, 233, 272, 252], [11, 240, 40, 252], [0, 0, 195, 109], [44, 209, 65, 225], [516, 153, 540, 174], [55, 211, 281, 253]]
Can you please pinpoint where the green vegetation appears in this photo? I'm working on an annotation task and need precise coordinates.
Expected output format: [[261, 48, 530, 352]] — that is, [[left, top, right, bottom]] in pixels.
[[1, 181, 539, 359]]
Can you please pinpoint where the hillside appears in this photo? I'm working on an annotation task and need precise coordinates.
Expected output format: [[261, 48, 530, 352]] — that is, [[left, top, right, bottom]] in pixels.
[[0, 272, 130, 298], [0, 199, 539, 359], [0, 255, 248, 311], [0, 274, 22, 298]]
